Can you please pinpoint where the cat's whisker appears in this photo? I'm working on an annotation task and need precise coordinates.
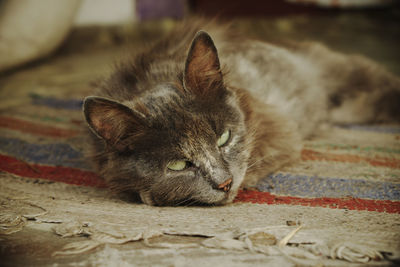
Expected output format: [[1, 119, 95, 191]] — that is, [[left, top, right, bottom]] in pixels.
[[184, 199, 200, 207], [246, 154, 269, 170], [174, 196, 195, 207]]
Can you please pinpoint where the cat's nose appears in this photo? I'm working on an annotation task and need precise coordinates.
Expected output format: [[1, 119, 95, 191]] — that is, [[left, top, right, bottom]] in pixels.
[[217, 178, 233, 192]]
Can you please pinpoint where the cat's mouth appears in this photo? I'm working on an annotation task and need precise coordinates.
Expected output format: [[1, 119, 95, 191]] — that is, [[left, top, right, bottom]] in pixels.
[[138, 177, 239, 206], [187, 182, 240, 206]]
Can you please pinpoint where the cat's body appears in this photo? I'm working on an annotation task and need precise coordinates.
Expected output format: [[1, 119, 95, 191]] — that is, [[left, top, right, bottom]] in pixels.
[[84, 20, 400, 206]]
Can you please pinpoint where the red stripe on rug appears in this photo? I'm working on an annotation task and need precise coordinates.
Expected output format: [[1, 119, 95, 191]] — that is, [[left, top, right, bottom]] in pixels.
[[0, 115, 79, 138], [302, 149, 400, 169], [235, 190, 400, 214], [0, 154, 105, 187], [1, 154, 399, 213]]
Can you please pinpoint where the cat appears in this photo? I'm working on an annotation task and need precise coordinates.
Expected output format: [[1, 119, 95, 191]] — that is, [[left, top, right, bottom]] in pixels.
[[83, 20, 400, 206]]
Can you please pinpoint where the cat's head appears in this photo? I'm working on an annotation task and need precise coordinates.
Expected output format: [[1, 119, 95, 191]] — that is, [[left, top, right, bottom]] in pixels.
[[83, 31, 250, 206]]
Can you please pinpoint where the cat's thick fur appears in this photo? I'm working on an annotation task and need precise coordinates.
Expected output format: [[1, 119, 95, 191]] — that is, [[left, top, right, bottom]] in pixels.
[[83, 20, 400, 206]]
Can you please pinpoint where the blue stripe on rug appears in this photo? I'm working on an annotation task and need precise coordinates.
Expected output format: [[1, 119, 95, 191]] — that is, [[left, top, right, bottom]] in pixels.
[[0, 137, 88, 169], [29, 93, 82, 110], [336, 124, 400, 134], [257, 173, 400, 201], [25, 93, 400, 135]]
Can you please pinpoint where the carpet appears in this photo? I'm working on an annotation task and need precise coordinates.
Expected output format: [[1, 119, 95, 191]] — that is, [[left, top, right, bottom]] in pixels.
[[1, 91, 399, 212]]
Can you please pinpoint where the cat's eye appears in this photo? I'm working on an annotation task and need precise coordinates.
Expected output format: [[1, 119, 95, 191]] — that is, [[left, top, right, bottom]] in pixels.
[[217, 130, 231, 147], [167, 160, 189, 171]]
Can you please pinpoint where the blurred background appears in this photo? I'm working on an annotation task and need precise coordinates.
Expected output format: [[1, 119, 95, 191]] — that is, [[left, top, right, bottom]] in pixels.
[[0, 0, 399, 74]]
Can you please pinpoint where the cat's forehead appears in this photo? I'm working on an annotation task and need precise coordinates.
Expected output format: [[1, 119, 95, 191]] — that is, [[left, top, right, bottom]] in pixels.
[[137, 82, 213, 119], [143, 83, 180, 100], [127, 82, 240, 138]]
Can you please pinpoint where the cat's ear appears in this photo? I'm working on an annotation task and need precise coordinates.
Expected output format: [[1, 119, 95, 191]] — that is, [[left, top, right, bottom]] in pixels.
[[83, 96, 146, 148], [183, 31, 224, 98]]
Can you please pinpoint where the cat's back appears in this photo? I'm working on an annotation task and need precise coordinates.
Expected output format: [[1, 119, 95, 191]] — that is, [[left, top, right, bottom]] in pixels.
[[215, 29, 331, 137]]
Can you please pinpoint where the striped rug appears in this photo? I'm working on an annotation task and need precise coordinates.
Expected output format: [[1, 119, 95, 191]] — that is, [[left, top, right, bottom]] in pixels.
[[1, 93, 399, 213]]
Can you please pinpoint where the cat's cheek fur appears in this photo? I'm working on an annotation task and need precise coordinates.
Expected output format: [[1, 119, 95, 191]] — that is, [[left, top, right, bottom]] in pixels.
[[223, 165, 247, 204], [219, 141, 250, 203]]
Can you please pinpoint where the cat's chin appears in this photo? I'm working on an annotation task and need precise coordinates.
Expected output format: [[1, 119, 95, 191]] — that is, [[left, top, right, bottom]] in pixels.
[[216, 189, 238, 205], [139, 189, 235, 207], [191, 187, 240, 206]]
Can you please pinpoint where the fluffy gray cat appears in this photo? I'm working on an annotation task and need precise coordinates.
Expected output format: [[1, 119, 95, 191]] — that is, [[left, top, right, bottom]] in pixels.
[[83, 20, 400, 206]]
